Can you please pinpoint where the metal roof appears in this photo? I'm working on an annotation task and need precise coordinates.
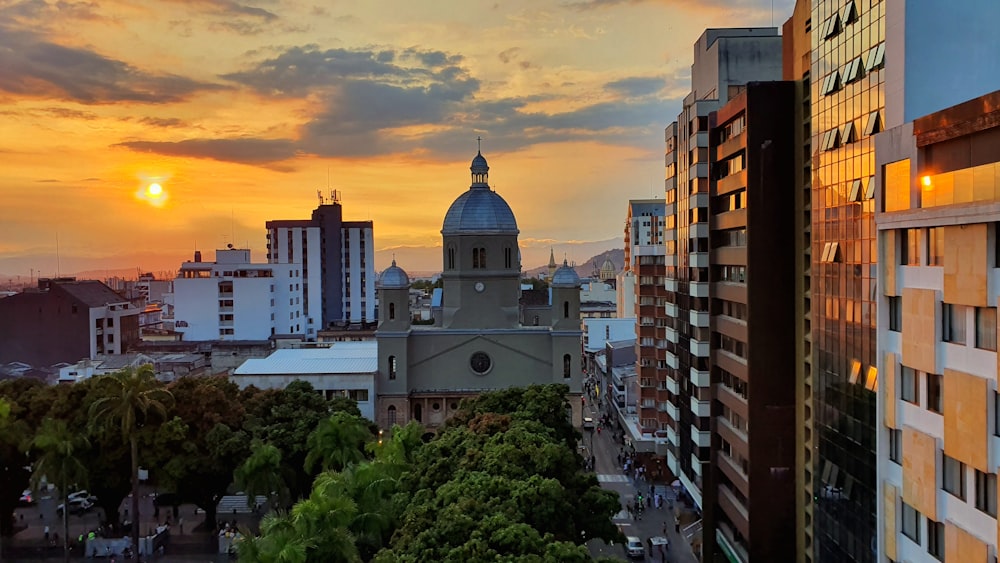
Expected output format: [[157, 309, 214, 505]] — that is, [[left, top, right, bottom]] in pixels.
[[234, 343, 377, 376], [441, 187, 518, 234]]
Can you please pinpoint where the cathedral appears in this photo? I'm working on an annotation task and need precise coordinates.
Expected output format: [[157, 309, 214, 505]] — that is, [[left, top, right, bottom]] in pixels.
[[375, 150, 583, 429]]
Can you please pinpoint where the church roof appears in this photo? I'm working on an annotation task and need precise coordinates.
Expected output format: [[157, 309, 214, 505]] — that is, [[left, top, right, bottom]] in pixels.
[[378, 260, 410, 289], [441, 151, 519, 235], [551, 260, 581, 287]]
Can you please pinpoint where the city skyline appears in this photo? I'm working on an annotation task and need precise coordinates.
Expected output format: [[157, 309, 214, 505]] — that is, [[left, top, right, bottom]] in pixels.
[[0, 0, 792, 277]]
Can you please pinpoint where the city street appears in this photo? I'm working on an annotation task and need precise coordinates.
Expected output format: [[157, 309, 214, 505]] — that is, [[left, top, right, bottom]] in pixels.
[[583, 399, 699, 563]]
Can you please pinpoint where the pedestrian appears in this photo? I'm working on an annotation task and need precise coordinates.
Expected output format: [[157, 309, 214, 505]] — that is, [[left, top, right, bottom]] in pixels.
[[44, 524, 49, 541], [646, 495, 651, 508], [179, 517, 184, 534], [675, 521, 680, 533]]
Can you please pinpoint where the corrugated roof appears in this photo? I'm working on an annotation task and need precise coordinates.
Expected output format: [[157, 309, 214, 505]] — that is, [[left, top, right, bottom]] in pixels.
[[55, 281, 129, 307], [234, 343, 377, 375]]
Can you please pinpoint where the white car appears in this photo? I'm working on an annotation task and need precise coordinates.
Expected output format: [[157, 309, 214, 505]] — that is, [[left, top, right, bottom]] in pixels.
[[57, 497, 94, 516], [626, 535, 644, 559], [583, 417, 595, 431], [67, 490, 96, 503]]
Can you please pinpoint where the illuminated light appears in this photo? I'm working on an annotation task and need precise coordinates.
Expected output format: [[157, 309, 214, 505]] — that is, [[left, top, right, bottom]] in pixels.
[[148, 183, 163, 196], [921, 175, 933, 189], [135, 176, 170, 208]]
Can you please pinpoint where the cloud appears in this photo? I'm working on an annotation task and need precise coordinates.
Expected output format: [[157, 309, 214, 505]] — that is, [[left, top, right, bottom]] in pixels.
[[605, 76, 665, 97], [114, 138, 298, 166], [563, 0, 793, 15], [161, 0, 278, 21], [136, 117, 188, 128], [0, 28, 226, 104]]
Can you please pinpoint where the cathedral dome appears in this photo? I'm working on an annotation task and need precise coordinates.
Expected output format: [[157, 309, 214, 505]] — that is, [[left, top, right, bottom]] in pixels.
[[551, 260, 581, 287], [379, 260, 410, 289], [441, 151, 519, 235]]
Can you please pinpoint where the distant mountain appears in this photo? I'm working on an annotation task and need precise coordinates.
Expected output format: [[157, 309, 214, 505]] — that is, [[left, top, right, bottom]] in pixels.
[[524, 247, 625, 279]]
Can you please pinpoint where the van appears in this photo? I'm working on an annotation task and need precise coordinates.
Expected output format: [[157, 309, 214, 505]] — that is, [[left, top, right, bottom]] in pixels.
[[626, 536, 644, 559]]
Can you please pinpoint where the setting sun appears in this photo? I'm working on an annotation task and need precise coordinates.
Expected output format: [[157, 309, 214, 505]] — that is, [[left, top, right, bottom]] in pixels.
[[148, 183, 163, 197]]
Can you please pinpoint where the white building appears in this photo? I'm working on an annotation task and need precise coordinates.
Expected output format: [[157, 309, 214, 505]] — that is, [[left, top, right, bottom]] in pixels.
[[232, 342, 377, 421], [267, 192, 375, 335], [171, 248, 304, 341]]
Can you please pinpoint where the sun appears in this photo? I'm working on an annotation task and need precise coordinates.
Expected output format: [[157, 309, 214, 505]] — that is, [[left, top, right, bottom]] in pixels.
[[136, 178, 169, 207], [147, 183, 163, 197]]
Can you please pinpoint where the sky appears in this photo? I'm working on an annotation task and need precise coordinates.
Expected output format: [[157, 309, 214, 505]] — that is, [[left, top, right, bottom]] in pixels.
[[0, 0, 792, 278]]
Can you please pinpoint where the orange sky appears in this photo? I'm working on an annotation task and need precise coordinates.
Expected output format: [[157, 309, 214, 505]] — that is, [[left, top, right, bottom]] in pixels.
[[0, 0, 791, 278]]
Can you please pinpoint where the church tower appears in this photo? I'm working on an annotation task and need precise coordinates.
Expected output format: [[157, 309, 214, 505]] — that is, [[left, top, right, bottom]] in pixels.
[[547, 248, 557, 280], [439, 151, 521, 329]]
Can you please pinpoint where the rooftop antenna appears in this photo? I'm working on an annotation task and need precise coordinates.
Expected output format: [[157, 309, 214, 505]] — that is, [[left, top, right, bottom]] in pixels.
[[231, 208, 235, 249], [55, 231, 60, 278]]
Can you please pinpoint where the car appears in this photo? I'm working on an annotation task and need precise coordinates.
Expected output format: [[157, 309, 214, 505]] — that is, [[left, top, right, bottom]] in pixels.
[[18, 489, 34, 506], [582, 417, 595, 431], [57, 497, 93, 516], [67, 490, 96, 503], [625, 535, 644, 559]]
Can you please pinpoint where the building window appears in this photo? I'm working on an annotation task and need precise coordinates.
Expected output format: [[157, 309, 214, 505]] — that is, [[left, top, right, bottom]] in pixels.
[[888, 296, 902, 332], [889, 429, 902, 465], [563, 354, 571, 379], [387, 405, 397, 426], [504, 246, 512, 269], [901, 501, 920, 543], [943, 303, 968, 344], [926, 373, 942, 414], [901, 366, 919, 404], [389, 302, 395, 320], [943, 454, 966, 500], [927, 227, 944, 266], [976, 307, 997, 350], [975, 470, 998, 517], [901, 228, 921, 265], [564, 301, 569, 319], [388, 355, 397, 380], [472, 247, 486, 269], [927, 519, 944, 561], [447, 246, 456, 270]]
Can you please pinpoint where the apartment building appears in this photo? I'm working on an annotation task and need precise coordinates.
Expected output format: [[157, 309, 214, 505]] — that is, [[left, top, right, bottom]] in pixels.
[[626, 199, 669, 453], [663, 27, 783, 562], [172, 248, 304, 341], [266, 191, 375, 335]]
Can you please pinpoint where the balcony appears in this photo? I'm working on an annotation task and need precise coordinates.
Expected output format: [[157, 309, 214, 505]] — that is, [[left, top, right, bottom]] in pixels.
[[690, 396, 710, 418], [714, 208, 747, 231], [667, 426, 677, 445], [665, 278, 678, 292], [666, 402, 679, 422], [218, 291, 234, 298], [717, 169, 747, 195], [218, 306, 234, 313], [691, 426, 711, 448], [219, 320, 234, 327], [689, 310, 709, 327], [690, 338, 709, 358], [666, 326, 678, 344], [666, 351, 679, 370], [665, 302, 678, 318], [690, 366, 711, 387], [715, 131, 745, 161], [666, 376, 678, 394], [690, 282, 708, 298], [690, 251, 709, 268]]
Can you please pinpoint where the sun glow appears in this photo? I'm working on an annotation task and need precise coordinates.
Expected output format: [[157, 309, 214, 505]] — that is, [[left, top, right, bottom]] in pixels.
[[136, 177, 169, 207], [147, 183, 163, 197]]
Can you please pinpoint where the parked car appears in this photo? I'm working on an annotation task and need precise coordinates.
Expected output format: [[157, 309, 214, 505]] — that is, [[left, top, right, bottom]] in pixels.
[[18, 490, 34, 506], [583, 417, 595, 431], [626, 536, 644, 559], [67, 490, 97, 503], [57, 498, 93, 516]]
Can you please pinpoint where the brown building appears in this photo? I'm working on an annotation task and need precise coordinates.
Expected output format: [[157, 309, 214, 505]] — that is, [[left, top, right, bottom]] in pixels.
[[0, 278, 140, 366]]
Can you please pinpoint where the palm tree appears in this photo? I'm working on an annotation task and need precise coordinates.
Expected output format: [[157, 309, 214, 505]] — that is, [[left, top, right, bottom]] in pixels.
[[304, 412, 372, 474], [31, 418, 89, 563], [88, 365, 173, 552], [235, 441, 290, 511]]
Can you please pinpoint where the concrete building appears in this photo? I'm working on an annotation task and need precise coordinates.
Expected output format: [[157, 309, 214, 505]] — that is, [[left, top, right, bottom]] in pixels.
[[233, 342, 377, 421], [171, 248, 304, 341], [662, 27, 782, 562], [0, 278, 140, 366], [583, 317, 636, 374], [266, 191, 375, 336], [875, 87, 1000, 563], [374, 151, 583, 430]]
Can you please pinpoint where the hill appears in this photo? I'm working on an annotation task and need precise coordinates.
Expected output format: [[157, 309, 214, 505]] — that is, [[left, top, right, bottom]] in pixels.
[[524, 248, 625, 279]]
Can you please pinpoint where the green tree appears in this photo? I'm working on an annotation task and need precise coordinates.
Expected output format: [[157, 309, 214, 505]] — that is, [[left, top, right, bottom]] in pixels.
[[31, 418, 89, 562], [0, 397, 31, 537], [88, 366, 173, 550], [305, 412, 372, 474], [235, 441, 290, 511]]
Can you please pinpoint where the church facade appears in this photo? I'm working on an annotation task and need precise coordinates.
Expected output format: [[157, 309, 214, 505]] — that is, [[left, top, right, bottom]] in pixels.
[[375, 151, 583, 429]]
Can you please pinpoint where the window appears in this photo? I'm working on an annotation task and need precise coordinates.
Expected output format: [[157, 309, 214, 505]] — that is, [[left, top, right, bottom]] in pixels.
[[975, 470, 998, 517], [943, 303, 968, 344], [472, 247, 486, 269], [889, 429, 902, 464], [976, 307, 997, 350], [388, 355, 397, 380], [447, 246, 456, 270], [504, 247, 512, 269], [927, 519, 944, 561], [387, 405, 397, 426], [901, 228, 921, 265], [864, 111, 882, 137], [843, 57, 863, 83], [901, 502, 920, 543], [943, 454, 966, 500], [389, 302, 395, 320], [926, 373, 942, 414], [563, 354, 571, 379], [865, 42, 886, 72], [888, 296, 902, 332], [927, 227, 944, 266], [563, 301, 569, 319], [901, 366, 919, 404]]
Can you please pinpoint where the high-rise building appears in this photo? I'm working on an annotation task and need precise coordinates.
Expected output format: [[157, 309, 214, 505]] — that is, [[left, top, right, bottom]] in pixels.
[[625, 199, 668, 454], [663, 27, 783, 562], [266, 192, 375, 336], [807, 1, 885, 560], [172, 248, 304, 341]]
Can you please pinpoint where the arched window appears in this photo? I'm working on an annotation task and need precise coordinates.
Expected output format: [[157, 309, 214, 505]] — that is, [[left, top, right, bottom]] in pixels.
[[387, 405, 397, 426], [388, 355, 397, 380], [563, 354, 571, 378], [563, 301, 569, 319], [473, 247, 486, 269], [389, 302, 395, 320], [447, 245, 456, 270]]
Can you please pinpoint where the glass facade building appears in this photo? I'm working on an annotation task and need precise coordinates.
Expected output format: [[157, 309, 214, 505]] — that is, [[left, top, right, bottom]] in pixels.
[[809, 1, 884, 561]]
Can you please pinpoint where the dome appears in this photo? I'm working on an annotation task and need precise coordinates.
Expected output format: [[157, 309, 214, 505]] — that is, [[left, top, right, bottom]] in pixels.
[[551, 259, 580, 287], [442, 151, 518, 235], [442, 189, 519, 235], [379, 260, 410, 289]]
